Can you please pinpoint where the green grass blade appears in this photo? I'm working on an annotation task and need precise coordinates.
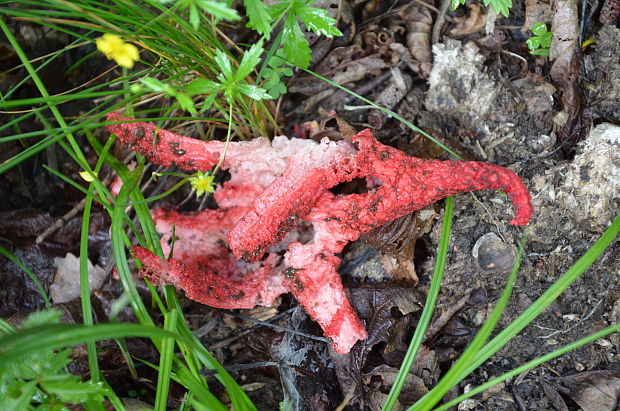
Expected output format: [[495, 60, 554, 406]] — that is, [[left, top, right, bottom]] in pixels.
[[100, 378, 128, 411], [461, 214, 620, 380], [0, 323, 177, 364], [154, 309, 177, 411], [0, 16, 90, 171], [0, 90, 127, 108], [111, 164, 156, 329], [80, 189, 100, 382], [174, 365, 229, 411], [382, 197, 455, 411], [0, 245, 51, 307], [409, 232, 528, 410], [0, 318, 16, 335], [435, 321, 620, 410], [79, 133, 115, 383]]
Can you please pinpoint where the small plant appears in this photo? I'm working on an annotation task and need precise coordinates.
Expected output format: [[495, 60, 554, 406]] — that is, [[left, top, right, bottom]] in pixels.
[[261, 49, 295, 99], [526, 22, 552, 56], [245, 0, 342, 68], [189, 171, 216, 196], [0, 310, 107, 409]]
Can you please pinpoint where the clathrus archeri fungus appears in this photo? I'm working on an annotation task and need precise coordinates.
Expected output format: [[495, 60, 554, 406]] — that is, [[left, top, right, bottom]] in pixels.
[[107, 112, 533, 354]]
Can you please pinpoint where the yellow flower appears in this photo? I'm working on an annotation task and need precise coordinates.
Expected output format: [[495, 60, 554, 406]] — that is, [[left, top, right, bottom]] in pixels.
[[79, 170, 96, 182], [189, 172, 215, 197], [96, 34, 139, 69]]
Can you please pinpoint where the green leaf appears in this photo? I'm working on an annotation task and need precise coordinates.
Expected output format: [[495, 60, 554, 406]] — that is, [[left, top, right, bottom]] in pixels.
[[540, 32, 552, 48], [39, 377, 106, 404], [2, 380, 37, 410], [0, 323, 178, 365], [526, 37, 541, 50], [531, 22, 548, 36], [185, 78, 221, 95], [267, 2, 289, 20], [451, 0, 467, 11], [175, 92, 197, 115], [21, 309, 62, 329], [530, 48, 550, 56], [178, 0, 240, 29], [196, 0, 241, 22], [189, 1, 200, 30], [214, 48, 234, 81], [484, 0, 512, 17], [293, 2, 342, 37], [268, 50, 290, 69], [244, 0, 272, 37], [267, 81, 287, 98], [235, 40, 264, 81], [282, 13, 312, 68], [262, 67, 278, 81], [140, 77, 170, 94], [236, 84, 272, 100], [200, 92, 218, 113], [279, 67, 293, 76]]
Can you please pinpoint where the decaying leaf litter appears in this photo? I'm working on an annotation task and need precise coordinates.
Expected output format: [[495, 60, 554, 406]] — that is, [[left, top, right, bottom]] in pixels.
[[1, 0, 619, 409]]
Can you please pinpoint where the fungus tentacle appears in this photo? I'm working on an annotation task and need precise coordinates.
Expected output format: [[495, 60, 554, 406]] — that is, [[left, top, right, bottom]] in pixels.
[[106, 113, 533, 354]]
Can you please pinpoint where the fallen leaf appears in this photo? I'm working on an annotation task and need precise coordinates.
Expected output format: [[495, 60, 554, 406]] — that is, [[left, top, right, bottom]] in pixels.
[[541, 380, 569, 411], [561, 370, 620, 411], [50, 253, 107, 303], [451, 5, 487, 37], [550, 0, 586, 154], [363, 364, 429, 405], [400, 6, 432, 77], [0, 209, 53, 237], [523, 0, 553, 32]]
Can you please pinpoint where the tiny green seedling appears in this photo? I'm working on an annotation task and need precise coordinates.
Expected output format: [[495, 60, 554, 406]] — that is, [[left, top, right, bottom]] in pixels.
[[261, 49, 294, 99], [526, 22, 552, 56]]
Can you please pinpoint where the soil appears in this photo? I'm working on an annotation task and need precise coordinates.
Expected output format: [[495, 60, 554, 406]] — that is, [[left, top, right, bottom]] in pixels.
[[1, 1, 619, 410]]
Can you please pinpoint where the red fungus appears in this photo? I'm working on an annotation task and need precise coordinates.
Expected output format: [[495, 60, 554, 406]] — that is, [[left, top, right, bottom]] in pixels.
[[107, 113, 532, 353]]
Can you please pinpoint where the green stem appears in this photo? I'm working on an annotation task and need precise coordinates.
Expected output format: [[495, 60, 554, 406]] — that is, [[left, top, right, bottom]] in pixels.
[[211, 103, 234, 177], [382, 197, 454, 411]]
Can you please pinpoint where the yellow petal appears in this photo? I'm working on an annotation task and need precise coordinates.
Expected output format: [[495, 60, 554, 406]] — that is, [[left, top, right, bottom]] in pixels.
[[96, 33, 123, 56], [115, 55, 135, 68], [80, 171, 96, 182], [124, 43, 139, 61]]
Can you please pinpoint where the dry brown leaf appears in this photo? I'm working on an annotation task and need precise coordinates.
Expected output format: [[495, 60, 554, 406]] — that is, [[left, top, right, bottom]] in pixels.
[[550, 0, 585, 154], [523, 0, 553, 31], [330, 55, 390, 86], [541, 381, 569, 411], [400, 6, 433, 77], [364, 364, 429, 405], [450, 4, 487, 37], [367, 67, 412, 129], [561, 371, 620, 411]]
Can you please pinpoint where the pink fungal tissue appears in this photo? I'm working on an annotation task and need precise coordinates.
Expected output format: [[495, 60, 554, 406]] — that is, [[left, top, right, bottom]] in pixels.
[[106, 112, 533, 354]]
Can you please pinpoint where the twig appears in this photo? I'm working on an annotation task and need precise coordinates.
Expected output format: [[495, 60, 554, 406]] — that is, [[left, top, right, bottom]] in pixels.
[[469, 192, 507, 243], [35, 173, 115, 244], [207, 307, 317, 350], [536, 299, 603, 339], [432, 0, 452, 45]]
